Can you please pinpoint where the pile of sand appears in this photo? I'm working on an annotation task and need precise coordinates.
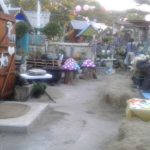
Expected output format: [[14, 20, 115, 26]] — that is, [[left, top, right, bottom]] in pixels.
[[106, 119, 150, 150], [102, 72, 150, 150], [102, 73, 140, 108]]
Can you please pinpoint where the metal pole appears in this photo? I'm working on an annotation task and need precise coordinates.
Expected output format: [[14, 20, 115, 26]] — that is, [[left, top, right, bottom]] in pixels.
[[37, 0, 41, 34]]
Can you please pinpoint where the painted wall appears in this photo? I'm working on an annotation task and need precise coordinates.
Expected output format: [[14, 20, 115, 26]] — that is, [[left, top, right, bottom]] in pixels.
[[16, 33, 46, 54], [16, 33, 29, 53], [47, 42, 94, 60]]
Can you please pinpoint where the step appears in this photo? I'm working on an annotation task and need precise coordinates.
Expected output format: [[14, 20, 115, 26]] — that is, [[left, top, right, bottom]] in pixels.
[[0, 102, 49, 133]]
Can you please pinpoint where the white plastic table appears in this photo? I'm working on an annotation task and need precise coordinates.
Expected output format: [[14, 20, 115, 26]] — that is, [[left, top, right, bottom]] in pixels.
[[20, 73, 55, 103], [20, 73, 52, 80]]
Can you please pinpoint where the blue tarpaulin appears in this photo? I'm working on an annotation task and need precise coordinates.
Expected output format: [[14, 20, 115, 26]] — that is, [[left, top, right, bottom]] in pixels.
[[16, 13, 27, 22], [142, 92, 150, 99]]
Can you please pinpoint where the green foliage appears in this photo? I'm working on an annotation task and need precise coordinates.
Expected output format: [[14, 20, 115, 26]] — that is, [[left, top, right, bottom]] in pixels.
[[8, 0, 20, 7], [82, 26, 96, 37], [28, 49, 43, 59], [9, 0, 150, 26], [31, 83, 47, 98], [8, 0, 37, 10], [19, 0, 36, 10], [16, 22, 29, 39], [9, 0, 75, 28], [42, 22, 62, 40], [127, 12, 145, 20], [102, 36, 113, 43], [117, 47, 126, 56]]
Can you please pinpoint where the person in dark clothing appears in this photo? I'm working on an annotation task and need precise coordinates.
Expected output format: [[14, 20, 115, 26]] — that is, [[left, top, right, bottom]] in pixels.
[[136, 58, 150, 90]]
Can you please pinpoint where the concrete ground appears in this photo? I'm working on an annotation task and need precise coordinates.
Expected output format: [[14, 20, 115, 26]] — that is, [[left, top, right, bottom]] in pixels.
[[0, 74, 127, 150]]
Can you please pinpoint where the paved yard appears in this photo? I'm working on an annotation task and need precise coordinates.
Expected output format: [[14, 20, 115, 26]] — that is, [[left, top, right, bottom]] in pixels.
[[0, 74, 126, 150]]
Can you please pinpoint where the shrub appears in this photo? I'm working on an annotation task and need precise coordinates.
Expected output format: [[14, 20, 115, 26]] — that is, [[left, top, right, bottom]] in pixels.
[[31, 83, 47, 98], [16, 22, 29, 39], [42, 22, 62, 40]]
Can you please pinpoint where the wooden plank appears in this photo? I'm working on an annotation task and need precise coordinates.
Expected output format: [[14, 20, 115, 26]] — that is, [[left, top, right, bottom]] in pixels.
[[0, 12, 16, 99], [16, 59, 61, 72], [0, 72, 16, 76], [0, 12, 15, 22], [0, 27, 7, 45], [0, 54, 15, 98]]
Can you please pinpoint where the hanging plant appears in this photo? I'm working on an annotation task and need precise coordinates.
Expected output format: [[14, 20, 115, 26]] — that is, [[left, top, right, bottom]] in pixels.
[[16, 22, 29, 39]]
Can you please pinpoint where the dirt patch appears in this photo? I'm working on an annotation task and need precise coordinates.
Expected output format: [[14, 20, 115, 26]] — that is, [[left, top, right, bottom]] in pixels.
[[102, 73, 140, 108], [101, 72, 150, 150], [104, 90, 136, 108], [0, 103, 30, 119], [106, 119, 150, 150]]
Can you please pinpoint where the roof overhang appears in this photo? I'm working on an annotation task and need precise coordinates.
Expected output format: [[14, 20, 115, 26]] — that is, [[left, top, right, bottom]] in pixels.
[[0, 0, 9, 14]]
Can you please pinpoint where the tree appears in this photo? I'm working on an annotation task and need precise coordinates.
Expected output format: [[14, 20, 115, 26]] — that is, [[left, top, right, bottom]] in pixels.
[[126, 10, 146, 20], [42, 22, 62, 40], [8, 0, 20, 7], [19, 0, 37, 10], [42, 0, 75, 25], [8, 0, 36, 9], [9, 0, 75, 41], [15, 22, 30, 55], [16, 22, 29, 39], [42, 0, 75, 41]]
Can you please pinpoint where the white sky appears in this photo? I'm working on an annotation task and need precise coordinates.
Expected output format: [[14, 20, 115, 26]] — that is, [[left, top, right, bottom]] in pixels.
[[138, 4, 150, 12], [98, 0, 138, 11]]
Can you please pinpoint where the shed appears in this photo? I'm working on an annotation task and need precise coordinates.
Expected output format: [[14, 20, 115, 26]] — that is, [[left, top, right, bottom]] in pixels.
[[66, 20, 107, 43]]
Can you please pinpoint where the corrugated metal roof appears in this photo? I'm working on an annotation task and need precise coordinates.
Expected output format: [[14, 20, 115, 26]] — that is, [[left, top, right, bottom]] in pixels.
[[71, 20, 108, 37], [76, 25, 97, 37], [76, 24, 91, 37], [8, 7, 21, 14], [25, 11, 50, 28], [0, 0, 9, 14], [71, 20, 90, 30], [8, 7, 32, 27], [71, 20, 108, 30]]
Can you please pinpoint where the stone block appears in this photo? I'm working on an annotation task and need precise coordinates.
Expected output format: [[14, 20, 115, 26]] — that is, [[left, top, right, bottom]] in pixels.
[[14, 85, 32, 101]]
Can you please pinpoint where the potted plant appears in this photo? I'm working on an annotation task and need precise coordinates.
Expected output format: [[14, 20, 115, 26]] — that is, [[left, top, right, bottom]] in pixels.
[[31, 83, 47, 98]]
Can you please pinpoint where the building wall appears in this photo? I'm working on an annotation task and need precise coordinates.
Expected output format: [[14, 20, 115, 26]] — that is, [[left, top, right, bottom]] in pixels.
[[16, 33, 29, 53], [47, 42, 94, 60]]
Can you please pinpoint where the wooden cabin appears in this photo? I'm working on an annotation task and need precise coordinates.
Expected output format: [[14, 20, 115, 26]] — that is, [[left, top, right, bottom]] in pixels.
[[0, 12, 16, 99]]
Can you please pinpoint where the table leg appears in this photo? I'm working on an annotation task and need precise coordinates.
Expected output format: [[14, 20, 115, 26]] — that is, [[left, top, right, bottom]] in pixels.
[[36, 82, 56, 103]]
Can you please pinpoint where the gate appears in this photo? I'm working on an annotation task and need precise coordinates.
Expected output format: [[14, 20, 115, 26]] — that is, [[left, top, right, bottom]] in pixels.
[[0, 12, 16, 99]]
